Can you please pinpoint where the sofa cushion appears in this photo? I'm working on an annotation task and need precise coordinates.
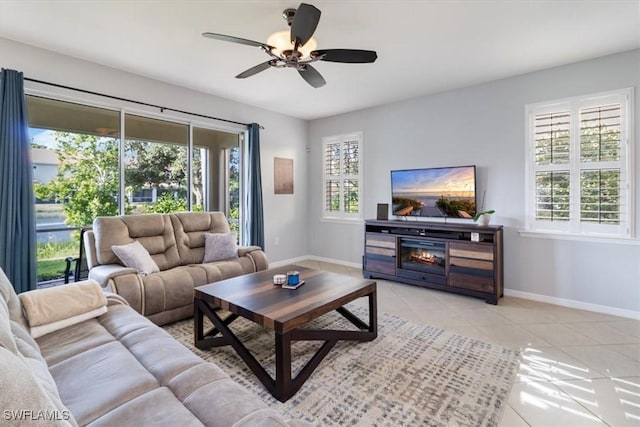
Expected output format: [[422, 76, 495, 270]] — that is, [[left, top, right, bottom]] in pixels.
[[87, 387, 205, 427], [0, 296, 18, 354], [139, 266, 208, 317], [48, 340, 160, 426], [204, 232, 239, 262], [168, 363, 291, 427], [171, 211, 231, 265], [112, 240, 160, 275], [0, 267, 28, 329], [193, 258, 256, 282], [0, 347, 77, 427], [93, 214, 181, 271], [37, 319, 117, 367]]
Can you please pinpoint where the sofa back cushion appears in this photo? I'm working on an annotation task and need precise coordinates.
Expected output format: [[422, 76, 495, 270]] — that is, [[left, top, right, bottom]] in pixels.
[[0, 267, 28, 331], [171, 212, 231, 265], [93, 215, 181, 271]]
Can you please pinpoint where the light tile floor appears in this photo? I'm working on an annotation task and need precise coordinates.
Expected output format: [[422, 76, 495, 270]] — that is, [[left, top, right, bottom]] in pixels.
[[295, 259, 640, 427]]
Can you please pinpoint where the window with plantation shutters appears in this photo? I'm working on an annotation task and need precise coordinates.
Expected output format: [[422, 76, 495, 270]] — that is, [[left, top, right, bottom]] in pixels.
[[322, 132, 363, 220], [525, 88, 633, 238]]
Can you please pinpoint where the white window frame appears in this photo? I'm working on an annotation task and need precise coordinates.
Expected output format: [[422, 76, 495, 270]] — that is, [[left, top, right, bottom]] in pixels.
[[524, 88, 634, 240], [321, 132, 363, 221]]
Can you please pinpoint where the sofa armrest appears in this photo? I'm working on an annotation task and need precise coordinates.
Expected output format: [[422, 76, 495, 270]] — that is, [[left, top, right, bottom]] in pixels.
[[104, 292, 130, 306], [88, 264, 138, 288], [237, 246, 262, 257], [241, 248, 269, 272]]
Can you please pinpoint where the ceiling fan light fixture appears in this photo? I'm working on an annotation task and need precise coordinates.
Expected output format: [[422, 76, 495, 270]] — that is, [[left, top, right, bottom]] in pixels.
[[267, 29, 317, 60]]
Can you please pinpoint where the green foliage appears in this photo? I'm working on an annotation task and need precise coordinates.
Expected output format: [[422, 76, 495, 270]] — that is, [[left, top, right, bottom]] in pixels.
[[141, 194, 187, 214], [125, 140, 187, 190], [37, 240, 77, 260], [435, 197, 476, 217], [473, 210, 495, 221], [35, 133, 120, 227], [344, 180, 359, 213]]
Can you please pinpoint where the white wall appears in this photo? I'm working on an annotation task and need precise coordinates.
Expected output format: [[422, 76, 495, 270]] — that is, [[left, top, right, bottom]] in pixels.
[[308, 49, 640, 316], [0, 38, 309, 263]]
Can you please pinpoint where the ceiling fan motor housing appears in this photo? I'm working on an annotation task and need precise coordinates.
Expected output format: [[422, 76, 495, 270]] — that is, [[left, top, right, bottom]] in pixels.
[[283, 8, 297, 26]]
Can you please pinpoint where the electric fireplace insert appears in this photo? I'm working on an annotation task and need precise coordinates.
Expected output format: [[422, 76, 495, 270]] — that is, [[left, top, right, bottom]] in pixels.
[[399, 238, 446, 276]]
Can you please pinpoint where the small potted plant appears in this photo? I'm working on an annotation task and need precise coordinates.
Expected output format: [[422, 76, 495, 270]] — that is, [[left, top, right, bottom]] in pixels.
[[473, 210, 495, 226]]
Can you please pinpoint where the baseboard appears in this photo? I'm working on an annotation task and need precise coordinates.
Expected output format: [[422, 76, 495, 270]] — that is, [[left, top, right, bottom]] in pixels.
[[504, 289, 640, 320], [269, 256, 313, 268], [270, 256, 639, 320], [269, 255, 361, 270], [304, 255, 362, 269]]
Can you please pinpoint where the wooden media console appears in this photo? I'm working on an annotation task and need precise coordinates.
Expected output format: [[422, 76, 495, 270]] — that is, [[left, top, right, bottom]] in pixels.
[[363, 219, 503, 304]]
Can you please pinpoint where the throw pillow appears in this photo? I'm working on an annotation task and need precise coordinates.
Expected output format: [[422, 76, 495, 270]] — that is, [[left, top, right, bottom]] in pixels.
[[111, 240, 160, 275], [203, 232, 239, 263]]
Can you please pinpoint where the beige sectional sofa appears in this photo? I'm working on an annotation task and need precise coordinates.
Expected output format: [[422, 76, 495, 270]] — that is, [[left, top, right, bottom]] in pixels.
[[0, 268, 304, 426], [85, 212, 268, 325]]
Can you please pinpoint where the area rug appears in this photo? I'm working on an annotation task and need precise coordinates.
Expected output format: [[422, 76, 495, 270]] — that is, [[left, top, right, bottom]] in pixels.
[[164, 305, 520, 426]]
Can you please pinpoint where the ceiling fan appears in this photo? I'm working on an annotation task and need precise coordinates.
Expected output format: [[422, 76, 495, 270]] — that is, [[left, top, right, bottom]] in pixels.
[[202, 3, 377, 88]]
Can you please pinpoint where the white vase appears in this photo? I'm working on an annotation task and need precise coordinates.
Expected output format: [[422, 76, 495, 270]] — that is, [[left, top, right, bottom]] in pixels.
[[477, 214, 491, 226]]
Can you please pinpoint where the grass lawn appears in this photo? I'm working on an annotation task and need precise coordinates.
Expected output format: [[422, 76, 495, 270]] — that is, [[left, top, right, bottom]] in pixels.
[[36, 240, 78, 282], [37, 258, 68, 282]]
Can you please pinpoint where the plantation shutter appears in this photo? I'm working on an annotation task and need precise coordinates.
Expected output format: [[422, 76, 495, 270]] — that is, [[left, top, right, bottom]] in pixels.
[[324, 141, 341, 213], [579, 103, 623, 226], [533, 109, 571, 223], [527, 89, 631, 238], [322, 133, 362, 219]]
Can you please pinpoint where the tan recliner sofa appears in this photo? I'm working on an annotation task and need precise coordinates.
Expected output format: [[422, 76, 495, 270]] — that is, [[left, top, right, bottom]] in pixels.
[[0, 268, 305, 426], [84, 212, 268, 325]]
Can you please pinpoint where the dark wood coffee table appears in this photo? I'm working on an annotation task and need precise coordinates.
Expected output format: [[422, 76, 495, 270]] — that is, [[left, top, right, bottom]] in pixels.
[[194, 265, 377, 402]]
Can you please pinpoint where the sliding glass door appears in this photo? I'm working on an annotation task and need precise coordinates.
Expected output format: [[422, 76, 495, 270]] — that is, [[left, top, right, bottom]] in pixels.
[[27, 96, 120, 283], [26, 95, 244, 285], [124, 114, 189, 213]]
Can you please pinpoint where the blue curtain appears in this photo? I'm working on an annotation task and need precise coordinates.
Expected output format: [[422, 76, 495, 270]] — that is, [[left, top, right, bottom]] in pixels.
[[0, 69, 36, 293], [246, 123, 264, 249]]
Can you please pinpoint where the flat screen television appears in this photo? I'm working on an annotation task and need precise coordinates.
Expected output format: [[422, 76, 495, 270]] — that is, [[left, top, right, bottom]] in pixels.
[[391, 165, 477, 218]]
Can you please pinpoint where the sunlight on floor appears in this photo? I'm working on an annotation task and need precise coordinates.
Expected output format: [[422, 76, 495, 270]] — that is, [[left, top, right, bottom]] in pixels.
[[294, 259, 640, 426]]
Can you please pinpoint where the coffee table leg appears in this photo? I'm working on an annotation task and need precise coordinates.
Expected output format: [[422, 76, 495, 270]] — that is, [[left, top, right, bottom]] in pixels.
[[275, 332, 292, 401], [369, 287, 377, 335], [194, 297, 205, 345]]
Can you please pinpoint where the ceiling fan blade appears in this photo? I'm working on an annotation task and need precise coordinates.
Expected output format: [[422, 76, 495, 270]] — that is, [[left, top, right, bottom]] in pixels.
[[313, 49, 378, 63], [202, 32, 269, 48], [298, 64, 326, 88], [290, 3, 321, 47], [235, 61, 273, 79]]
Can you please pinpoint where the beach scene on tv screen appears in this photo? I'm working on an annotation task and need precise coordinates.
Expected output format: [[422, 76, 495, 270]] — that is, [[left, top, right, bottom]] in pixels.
[[391, 166, 476, 218]]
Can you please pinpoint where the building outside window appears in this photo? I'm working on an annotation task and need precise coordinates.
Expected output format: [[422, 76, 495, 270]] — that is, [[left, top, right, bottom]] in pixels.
[[322, 132, 363, 220], [525, 88, 633, 239]]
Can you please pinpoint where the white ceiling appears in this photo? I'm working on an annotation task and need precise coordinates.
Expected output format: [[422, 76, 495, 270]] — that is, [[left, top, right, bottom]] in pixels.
[[1, 1, 639, 120]]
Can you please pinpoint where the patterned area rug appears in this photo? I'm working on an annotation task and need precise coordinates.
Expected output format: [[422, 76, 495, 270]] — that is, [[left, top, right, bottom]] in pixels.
[[164, 305, 520, 426]]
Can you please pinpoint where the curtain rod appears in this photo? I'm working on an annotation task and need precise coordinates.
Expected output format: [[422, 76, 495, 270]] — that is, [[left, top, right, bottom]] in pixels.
[[24, 77, 263, 129]]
